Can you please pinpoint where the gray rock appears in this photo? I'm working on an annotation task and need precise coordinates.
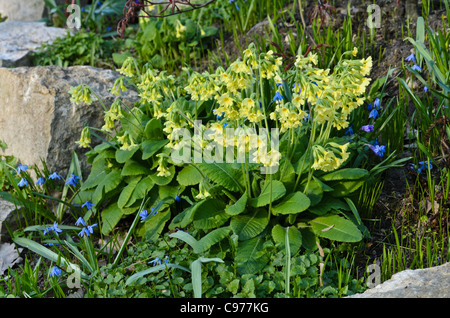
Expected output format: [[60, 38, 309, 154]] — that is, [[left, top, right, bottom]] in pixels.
[[0, 65, 138, 178], [0, 21, 67, 67], [0, 0, 45, 22], [0, 199, 23, 243], [348, 262, 450, 298]]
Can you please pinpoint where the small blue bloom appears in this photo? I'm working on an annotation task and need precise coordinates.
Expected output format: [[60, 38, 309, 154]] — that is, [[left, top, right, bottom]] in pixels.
[[78, 223, 97, 237], [175, 195, 181, 202], [361, 124, 374, 133], [424, 86, 428, 93], [223, 123, 229, 129], [18, 178, 29, 188], [139, 210, 148, 221], [368, 144, 386, 157], [369, 108, 379, 119], [149, 257, 162, 266], [36, 177, 45, 186], [106, 26, 111, 32], [17, 164, 28, 173], [48, 172, 61, 180], [44, 222, 63, 236], [50, 266, 62, 277], [411, 64, 422, 72], [373, 98, 381, 109], [65, 174, 81, 187], [405, 53, 415, 63], [272, 91, 284, 103], [75, 217, 86, 227], [82, 200, 95, 210], [367, 103, 373, 111], [345, 126, 354, 136]]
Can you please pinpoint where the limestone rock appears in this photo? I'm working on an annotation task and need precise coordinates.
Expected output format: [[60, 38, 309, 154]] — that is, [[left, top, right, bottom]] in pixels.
[[0, 65, 138, 178], [0, 199, 23, 243], [0, 21, 67, 67], [348, 262, 450, 298], [0, 0, 45, 22]]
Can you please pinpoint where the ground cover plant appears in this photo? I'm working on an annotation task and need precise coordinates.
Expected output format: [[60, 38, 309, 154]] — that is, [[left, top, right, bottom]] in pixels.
[[1, 0, 449, 299]]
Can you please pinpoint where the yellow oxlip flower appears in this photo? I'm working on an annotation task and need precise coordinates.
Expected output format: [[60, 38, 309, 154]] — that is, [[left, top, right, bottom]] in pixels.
[[352, 47, 358, 57], [175, 20, 186, 39], [76, 127, 91, 148]]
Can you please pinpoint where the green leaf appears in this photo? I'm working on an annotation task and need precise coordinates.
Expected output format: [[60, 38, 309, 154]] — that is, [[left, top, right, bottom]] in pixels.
[[176, 165, 202, 186], [144, 118, 164, 140], [308, 196, 350, 215], [81, 158, 107, 190], [118, 177, 142, 208], [310, 214, 362, 242], [144, 210, 171, 241], [141, 139, 169, 160], [225, 192, 248, 216], [126, 263, 190, 286], [236, 236, 270, 275], [321, 168, 369, 181], [121, 160, 151, 176], [92, 169, 122, 204], [272, 191, 310, 215], [191, 257, 224, 298], [330, 180, 364, 197], [116, 146, 139, 163], [230, 209, 268, 240], [126, 176, 154, 207], [250, 180, 286, 207], [271, 224, 302, 256], [192, 198, 229, 230], [196, 162, 245, 192], [149, 165, 175, 186], [101, 202, 123, 235], [169, 227, 231, 254]]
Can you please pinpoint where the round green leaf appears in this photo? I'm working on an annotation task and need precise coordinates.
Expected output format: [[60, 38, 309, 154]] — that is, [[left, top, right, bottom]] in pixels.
[[272, 191, 310, 215], [310, 214, 362, 242], [230, 209, 268, 240]]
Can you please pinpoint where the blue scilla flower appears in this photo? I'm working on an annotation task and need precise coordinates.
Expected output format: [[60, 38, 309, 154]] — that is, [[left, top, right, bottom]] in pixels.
[[36, 177, 45, 186], [65, 174, 81, 187], [411, 64, 422, 72], [369, 108, 379, 119], [50, 266, 62, 277], [82, 200, 95, 210], [373, 98, 381, 109], [345, 126, 354, 136], [149, 257, 162, 266], [272, 91, 284, 103], [17, 164, 28, 173], [78, 223, 97, 238], [49, 172, 61, 180], [368, 144, 386, 157], [405, 53, 415, 63], [139, 209, 148, 221], [223, 122, 229, 129], [44, 221, 63, 237], [18, 178, 28, 188], [417, 160, 433, 174], [75, 217, 86, 227], [175, 195, 181, 202]]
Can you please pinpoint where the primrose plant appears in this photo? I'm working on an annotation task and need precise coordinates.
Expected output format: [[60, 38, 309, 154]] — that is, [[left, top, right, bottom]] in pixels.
[[63, 41, 399, 281]]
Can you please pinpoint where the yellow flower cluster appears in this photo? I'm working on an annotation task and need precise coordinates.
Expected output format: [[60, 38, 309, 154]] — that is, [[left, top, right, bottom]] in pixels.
[[69, 84, 93, 105], [76, 127, 91, 148], [311, 142, 350, 172], [102, 100, 123, 133]]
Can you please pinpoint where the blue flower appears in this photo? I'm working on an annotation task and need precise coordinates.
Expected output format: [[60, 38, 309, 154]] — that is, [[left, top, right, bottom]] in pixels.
[[75, 217, 86, 227], [424, 86, 428, 93], [373, 98, 381, 109], [417, 160, 433, 174], [272, 91, 284, 103], [149, 257, 162, 266], [368, 144, 386, 157], [405, 53, 415, 63], [18, 178, 29, 188], [50, 266, 62, 277], [49, 172, 61, 180], [175, 195, 181, 202], [139, 210, 148, 221], [82, 200, 95, 210], [369, 108, 379, 119], [65, 174, 81, 187], [345, 126, 354, 136], [222, 123, 229, 129], [367, 103, 373, 111], [78, 223, 97, 237], [17, 164, 28, 173], [44, 222, 63, 236], [36, 177, 45, 186], [411, 64, 422, 72], [361, 124, 374, 132]]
